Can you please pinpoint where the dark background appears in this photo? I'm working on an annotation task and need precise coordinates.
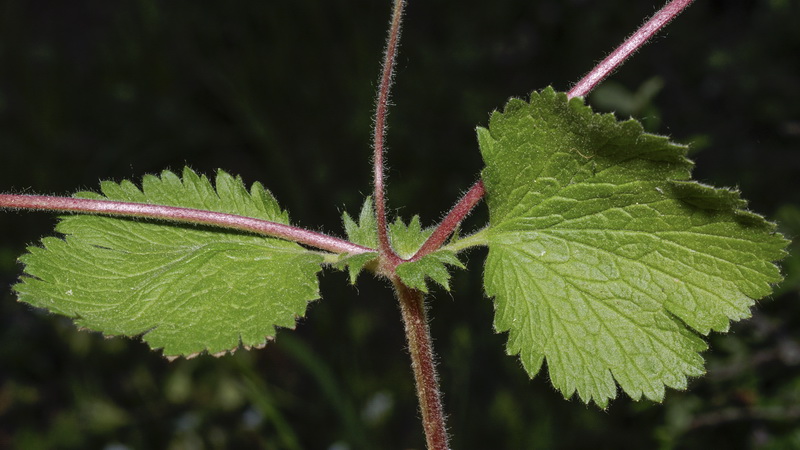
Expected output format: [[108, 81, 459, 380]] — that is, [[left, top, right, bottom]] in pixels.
[[1, 0, 799, 448]]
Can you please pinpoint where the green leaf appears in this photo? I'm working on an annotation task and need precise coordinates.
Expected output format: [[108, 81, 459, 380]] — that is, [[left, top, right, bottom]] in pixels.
[[480, 87, 788, 407], [389, 215, 432, 259], [335, 252, 378, 285], [15, 168, 324, 358], [396, 251, 465, 293], [342, 196, 379, 250], [339, 197, 379, 282], [340, 200, 465, 290], [388, 215, 465, 291]]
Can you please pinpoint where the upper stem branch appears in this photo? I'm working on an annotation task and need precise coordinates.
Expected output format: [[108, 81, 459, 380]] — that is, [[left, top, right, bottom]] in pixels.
[[0, 194, 371, 256], [410, 180, 485, 261], [373, 0, 407, 260], [410, 0, 697, 259], [568, 0, 695, 99]]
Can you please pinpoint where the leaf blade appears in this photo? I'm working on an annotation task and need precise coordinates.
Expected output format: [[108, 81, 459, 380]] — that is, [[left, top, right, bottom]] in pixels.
[[480, 88, 788, 407], [395, 251, 465, 293], [15, 168, 324, 358]]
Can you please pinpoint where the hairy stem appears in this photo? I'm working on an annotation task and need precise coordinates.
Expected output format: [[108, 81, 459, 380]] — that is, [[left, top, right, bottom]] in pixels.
[[371, 3, 449, 447], [373, 0, 406, 259], [0, 194, 371, 255], [414, 0, 697, 255], [568, 0, 695, 99], [394, 280, 449, 450], [411, 180, 485, 261], [440, 227, 489, 254]]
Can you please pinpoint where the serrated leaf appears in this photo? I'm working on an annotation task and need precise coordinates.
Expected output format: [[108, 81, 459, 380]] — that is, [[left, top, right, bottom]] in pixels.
[[335, 252, 379, 284], [389, 215, 432, 259], [480, 87, 788, 407], [396, 251, 465, 293], [15, 167, 324, 358], [340, 197, 379, 282], [342, 196, 378, 249]]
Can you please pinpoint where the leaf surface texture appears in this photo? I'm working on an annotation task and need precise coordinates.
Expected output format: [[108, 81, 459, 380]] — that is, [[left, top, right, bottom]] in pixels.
[[480, 88, 787, 407], [16, 168, 323, 358]]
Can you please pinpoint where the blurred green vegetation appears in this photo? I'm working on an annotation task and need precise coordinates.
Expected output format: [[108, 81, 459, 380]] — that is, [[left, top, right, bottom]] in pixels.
[[1, 0, 799, 448]]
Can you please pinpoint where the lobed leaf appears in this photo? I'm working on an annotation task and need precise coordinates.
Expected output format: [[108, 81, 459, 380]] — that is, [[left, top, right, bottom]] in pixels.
[[342, 196, 379, 250], [340, 197, 379, 283], [336, 252, 379, 285], [340, 198, 465, 290], [480, 87, 788, 407], [389, 215, 432, 259], [396, 251, 465, 293], [15, 168, 324, 358], [388, 215, 465, 291]]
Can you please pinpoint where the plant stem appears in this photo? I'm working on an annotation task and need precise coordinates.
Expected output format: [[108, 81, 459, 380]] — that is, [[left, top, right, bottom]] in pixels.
[[373, 0, 406, 259], [411, 180, 485, 261], [568, 0, 695, 99], [412, 0, 698, 254], [371, 2, 451, 447], [440, 227, 489, 254], [394, 280, 449, 450], [0, 194, 371, 255]]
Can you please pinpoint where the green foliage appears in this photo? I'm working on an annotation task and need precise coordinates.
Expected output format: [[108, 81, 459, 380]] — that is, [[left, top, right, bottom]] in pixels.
[[388, 215, 431, 259], [15, 168, 324, 358], [9, 88, 789, 409], [1, 1, 798, 447], [9, 87, 789, 413], [340, 197, 380, 283], [388, 215, 466, 291], [342, 196, 379, 250], [337, 252, 379, 284], [396, 251, 465, 292], [479, 87, 788, 407], [340, 197, 465, 290]]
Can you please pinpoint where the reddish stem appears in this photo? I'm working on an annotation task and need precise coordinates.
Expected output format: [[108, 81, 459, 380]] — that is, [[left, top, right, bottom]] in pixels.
[[0, 194, 371, 255], [371, 3, 451, 448], [410, 180, 485, 261], [373, 0, 406, 259], [394, 280, 449, 450], [568, 0, 695, 99], [411, 0, 698, 258]]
